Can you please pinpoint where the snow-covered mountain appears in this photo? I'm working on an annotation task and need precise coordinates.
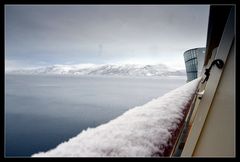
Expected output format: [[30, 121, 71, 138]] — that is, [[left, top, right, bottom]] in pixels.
[[8, 64, 186, 77]]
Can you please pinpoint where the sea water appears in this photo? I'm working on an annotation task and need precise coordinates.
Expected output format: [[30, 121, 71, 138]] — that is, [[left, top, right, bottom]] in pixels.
[[5, 74, 186, 156]]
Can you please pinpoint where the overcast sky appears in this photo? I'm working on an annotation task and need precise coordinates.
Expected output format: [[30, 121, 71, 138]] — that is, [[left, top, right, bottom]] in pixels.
[[5, 5, 209, 70]]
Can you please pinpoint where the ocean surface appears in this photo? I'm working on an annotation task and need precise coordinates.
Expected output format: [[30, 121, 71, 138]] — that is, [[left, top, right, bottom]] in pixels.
[[5, 74, 186, 157]]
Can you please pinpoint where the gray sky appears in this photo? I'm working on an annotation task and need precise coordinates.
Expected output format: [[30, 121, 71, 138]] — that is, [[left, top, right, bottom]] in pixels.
[[5, 5, 209, 70]]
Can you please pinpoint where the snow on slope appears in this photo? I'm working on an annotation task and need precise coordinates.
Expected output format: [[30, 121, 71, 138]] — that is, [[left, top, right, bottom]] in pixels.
[[8, 64, 186, 76], [32, 78, 200, 157]]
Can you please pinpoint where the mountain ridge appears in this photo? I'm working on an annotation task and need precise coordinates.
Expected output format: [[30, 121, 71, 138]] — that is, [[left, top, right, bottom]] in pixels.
[[7, 63, 186, 77]]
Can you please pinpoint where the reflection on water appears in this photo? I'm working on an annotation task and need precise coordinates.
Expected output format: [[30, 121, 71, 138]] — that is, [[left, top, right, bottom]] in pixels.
[[5, 74, 186, 156]]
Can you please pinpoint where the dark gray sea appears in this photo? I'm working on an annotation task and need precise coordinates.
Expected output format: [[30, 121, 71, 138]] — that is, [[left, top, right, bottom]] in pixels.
[[5, 74, 186, 157]]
